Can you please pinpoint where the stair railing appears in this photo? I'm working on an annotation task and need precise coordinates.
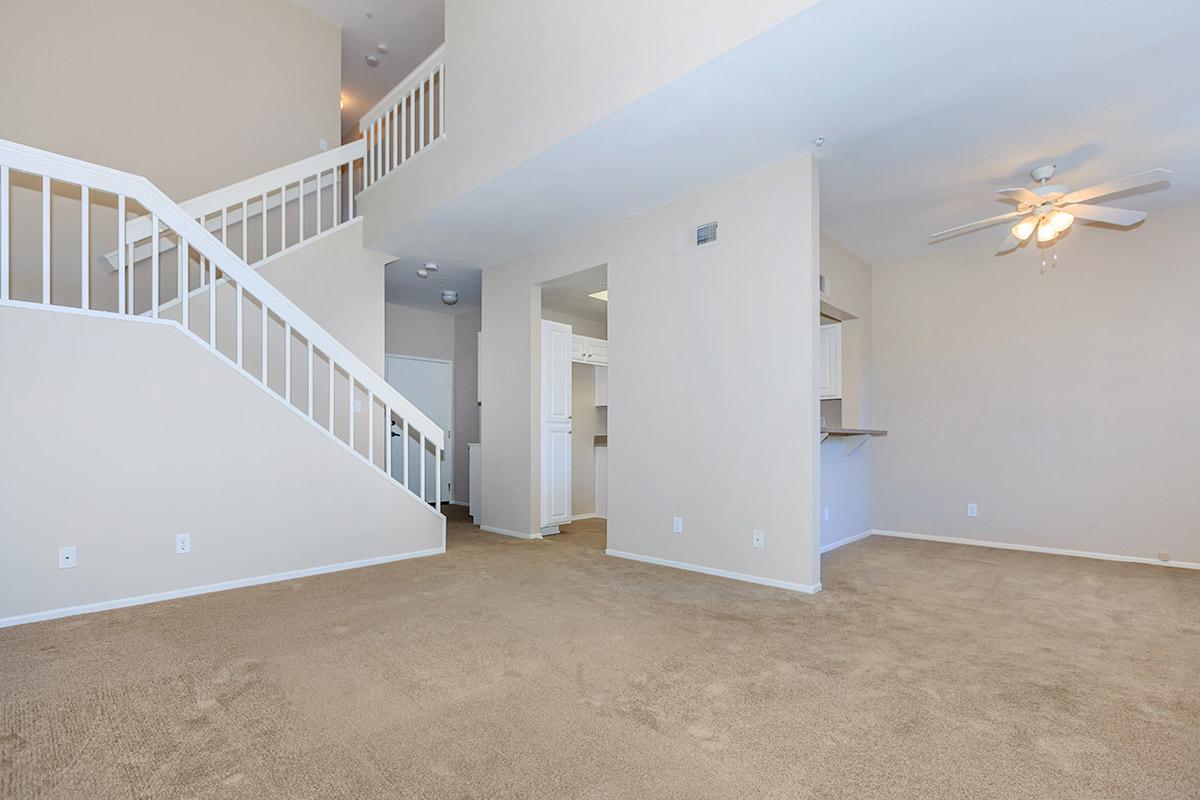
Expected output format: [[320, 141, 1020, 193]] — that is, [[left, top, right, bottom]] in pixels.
[[0, 137, 444, 513]]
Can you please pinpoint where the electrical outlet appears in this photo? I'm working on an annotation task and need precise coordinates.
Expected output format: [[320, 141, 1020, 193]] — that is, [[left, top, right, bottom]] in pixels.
[[58, 546, 77, 569], [823, 507, 831, 522], [319, 138, 329, 151], [752, 530, 765, 549], [176, 533, 191, 554], [672, 516, 683, 534], [967, 503, 978, 518]]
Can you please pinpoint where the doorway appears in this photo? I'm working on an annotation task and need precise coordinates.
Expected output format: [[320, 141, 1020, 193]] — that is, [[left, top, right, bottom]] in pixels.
[[386, 354, 453, 504]]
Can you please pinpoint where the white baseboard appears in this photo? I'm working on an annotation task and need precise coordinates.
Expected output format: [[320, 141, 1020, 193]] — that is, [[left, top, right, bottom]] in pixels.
[[872, 530, 1200, 570], [0, 547, 446, 629], [570, 513, 604, 522], [481, 525, 541, 540], [605, 549, 821, 594], [820, 529, 873, 554]]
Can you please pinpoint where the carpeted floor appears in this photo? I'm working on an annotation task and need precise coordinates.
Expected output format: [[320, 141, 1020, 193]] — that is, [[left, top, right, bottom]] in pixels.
[[2, 507, 1198, 799]]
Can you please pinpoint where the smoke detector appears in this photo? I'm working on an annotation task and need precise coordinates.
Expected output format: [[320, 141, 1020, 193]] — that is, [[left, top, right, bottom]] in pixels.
[[441, 290, 459, 306], [365, 55, 379, 67]]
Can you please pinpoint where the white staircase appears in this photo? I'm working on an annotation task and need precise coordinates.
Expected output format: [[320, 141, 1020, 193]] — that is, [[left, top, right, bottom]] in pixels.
[[0, 136, 444, 512]]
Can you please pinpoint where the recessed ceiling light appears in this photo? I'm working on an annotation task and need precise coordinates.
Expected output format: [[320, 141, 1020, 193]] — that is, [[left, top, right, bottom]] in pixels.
[[365, 55, 379, 67], [441, 290, 459, 305], [812, 136, 825, 147], [588, 290, 608, 302]]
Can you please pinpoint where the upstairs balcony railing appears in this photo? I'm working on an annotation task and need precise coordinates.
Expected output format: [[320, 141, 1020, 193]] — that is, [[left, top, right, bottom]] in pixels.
[[359, 45, 446, 188]]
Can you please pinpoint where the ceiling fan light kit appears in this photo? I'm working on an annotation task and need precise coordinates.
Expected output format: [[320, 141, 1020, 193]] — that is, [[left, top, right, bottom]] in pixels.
[[930, 164, 1172, 265]]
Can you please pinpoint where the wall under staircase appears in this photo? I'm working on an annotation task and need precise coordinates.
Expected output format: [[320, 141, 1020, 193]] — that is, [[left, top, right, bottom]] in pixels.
[[0, 138, 446, 626]]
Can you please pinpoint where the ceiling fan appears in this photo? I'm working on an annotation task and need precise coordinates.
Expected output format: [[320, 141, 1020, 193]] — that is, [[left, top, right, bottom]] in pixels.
[[931, 164, 1172, 254]]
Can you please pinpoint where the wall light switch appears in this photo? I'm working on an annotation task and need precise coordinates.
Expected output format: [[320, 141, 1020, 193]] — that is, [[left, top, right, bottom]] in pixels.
[[319, 138, 329, 151], [672, 516, 683, 534], [176, 533, 191, 554], [752, 530, 765, 549], [58, 546, 77, 569], [967, 503, 978, 518], [823, 507, 831, 522]]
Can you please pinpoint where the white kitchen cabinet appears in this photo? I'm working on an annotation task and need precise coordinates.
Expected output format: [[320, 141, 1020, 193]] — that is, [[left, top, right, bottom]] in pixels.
[[594, 365, 608, 407], [541, 320, 573, 531], [571, 334, 608, 366], [819, 323, 843, 400]]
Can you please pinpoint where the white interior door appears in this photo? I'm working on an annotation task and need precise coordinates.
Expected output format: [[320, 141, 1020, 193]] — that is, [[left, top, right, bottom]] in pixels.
[[386, 355, 452, 503], [540, 320, 572, 528]]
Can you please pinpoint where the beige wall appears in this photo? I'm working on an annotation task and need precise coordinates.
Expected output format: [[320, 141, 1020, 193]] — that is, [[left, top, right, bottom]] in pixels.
[[481, 155, 820, 589], [871, 202, 1200, 564], [384, 304, 481, 503], [362, 0, 818, 244], [1, 0, 341, 200], [819, 235, 874, 548], [0, 305, 443, 623]]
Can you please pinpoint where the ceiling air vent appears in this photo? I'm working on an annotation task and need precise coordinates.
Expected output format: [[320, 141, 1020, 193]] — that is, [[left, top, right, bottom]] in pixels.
[[696, 221, 718, 247]]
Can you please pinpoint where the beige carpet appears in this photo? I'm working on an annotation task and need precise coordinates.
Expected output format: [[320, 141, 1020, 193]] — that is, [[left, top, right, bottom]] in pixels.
[[2, 508, 1197, 799]]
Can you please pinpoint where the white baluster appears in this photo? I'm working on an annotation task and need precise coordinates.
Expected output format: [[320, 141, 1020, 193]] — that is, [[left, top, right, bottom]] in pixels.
[[299, 177, 305, 242], [384, 406, 392, 477], [221, 206, 228, 245], [439, 64, 445, 139], [420, 432, 426, 501], [208, 259, 216, 347], [0, 165, 8, 302], [117, 195, 126, 315], [236, 284, 244, 367], [400, 98, 407, 164], [41, 175, 49, 305], [417, 81, 424, 152], [327, 358, 335, 433], [368, 390, 374, 464], [280, 184, 287, 251], [260, 192, 267, 261], [150, 214, 159, 319], [316, 171, 323, 235], [349, 377, 356, 450], [391, 106, 398, 168], [241, 200, 247, 258], [307, 340, 314, 417], [179, 236, 187, 331], [285, 323, 292, 404], [435, 446, 441, 512], [80, 185, 89, 310], [334, 164, 340, 227], [261, 303, 268, 384], [403, 420, 410, 490], [128, 242, 134, 314]]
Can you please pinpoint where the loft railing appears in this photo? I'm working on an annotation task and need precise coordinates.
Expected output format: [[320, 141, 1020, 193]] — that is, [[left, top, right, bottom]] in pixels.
[[0, 137, 444, 512], [359, 45, 446, 188], [105, 141, 366, 275]]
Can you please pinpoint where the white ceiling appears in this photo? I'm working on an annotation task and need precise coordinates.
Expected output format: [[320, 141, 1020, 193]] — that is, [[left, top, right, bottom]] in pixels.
[[541, 265, 608, 323], [373, 0, 1200, 279], [384, 255, 480, 314], [290, 0, 444, 138]]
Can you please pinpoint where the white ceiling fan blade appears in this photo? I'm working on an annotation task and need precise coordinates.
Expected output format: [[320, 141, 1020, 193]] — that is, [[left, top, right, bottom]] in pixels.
[[1060, 203, 1147, 227], [997, 187, 1044, 207], [1060, 168, 1172, 205], [996, 230, 1021, 254], [930, 210, 1023, 241]]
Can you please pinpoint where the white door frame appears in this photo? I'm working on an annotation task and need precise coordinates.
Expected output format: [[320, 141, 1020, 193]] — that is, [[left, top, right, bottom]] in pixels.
[[385, 353, 454, 504]]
